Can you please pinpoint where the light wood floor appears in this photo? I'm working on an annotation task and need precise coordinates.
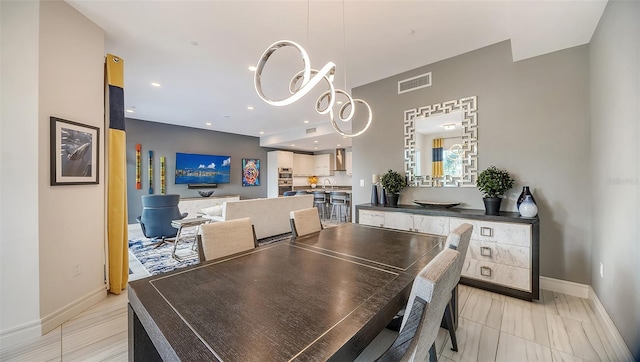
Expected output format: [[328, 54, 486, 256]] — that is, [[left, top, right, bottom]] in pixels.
[[1, 282, 629, 361]]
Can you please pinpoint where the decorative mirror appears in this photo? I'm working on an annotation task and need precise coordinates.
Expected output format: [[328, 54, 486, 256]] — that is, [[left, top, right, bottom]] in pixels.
[[404, 96, 477, 187]]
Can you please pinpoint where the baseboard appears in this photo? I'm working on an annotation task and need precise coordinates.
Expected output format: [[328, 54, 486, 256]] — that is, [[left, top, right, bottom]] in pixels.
[[40, 286, 107, 335], [539, 276, 589, 298], [588, 287, 635, 361], [0, 318, 42, 348]]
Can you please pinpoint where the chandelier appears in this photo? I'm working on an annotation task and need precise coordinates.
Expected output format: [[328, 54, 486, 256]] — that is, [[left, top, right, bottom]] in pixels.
[[253, 4, 372, 138]]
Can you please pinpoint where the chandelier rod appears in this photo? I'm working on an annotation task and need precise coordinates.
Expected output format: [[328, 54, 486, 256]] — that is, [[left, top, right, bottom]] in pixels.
[[342, 0, 347, 90]]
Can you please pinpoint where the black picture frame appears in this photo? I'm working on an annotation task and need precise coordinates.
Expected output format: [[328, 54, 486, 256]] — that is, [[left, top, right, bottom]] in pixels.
[[50, 116, 100, 185]]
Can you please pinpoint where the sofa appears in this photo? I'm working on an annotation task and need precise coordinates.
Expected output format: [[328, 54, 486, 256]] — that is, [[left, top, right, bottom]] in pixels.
[[202, 195, 313, 240]]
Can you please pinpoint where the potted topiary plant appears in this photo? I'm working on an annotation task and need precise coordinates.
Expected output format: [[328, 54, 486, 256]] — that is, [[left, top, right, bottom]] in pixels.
[[380, 169, 407, 207], [476, 165, 514, 215]]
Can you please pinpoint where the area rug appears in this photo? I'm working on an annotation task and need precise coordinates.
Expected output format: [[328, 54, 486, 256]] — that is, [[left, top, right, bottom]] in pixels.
[[128, 231, 293, 276]]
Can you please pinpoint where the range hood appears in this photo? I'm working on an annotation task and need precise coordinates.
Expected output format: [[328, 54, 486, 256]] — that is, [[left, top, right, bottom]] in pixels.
[[335, 148, 346, 171]]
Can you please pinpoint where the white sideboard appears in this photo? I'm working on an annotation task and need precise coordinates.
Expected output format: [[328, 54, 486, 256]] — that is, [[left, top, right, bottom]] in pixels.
[[178, 195, 240, 218], [356, 204, 539, 301]]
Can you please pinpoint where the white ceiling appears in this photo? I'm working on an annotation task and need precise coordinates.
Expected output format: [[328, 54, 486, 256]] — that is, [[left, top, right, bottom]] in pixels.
[[66, 0, 606, 152]]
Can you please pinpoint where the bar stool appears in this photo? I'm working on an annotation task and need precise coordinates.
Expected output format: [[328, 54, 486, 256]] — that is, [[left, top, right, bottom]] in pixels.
[[312, 191, 327, 220], [329, 191, 348, 223], [345, 193, 351, 222]]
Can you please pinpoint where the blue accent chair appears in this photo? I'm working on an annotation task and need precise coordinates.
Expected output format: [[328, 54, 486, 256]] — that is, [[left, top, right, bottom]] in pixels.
[[136, 194, 188, 245]]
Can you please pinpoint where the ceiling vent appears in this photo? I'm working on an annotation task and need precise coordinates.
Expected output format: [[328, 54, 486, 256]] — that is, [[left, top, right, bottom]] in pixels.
[[305, 127, 317, 134], [398, 72, 432, 94]]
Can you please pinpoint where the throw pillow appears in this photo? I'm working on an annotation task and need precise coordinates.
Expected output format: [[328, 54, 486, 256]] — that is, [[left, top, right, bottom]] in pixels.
[[202, 204, 223, 216]]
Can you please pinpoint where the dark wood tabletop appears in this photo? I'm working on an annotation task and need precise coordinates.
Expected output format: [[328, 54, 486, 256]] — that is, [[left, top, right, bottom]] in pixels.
[[128, 223, 445, 361]]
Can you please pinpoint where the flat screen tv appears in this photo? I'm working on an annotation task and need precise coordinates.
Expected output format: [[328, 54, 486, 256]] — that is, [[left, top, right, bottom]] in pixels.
[[175, 152, 231, 184]]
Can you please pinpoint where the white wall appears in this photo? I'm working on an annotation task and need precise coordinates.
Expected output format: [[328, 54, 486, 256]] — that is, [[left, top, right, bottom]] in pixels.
[[0, 0, 106, 345], [0, 0, 42, 344], [589, 0, 640, 357], [37, 0, 106, 327]]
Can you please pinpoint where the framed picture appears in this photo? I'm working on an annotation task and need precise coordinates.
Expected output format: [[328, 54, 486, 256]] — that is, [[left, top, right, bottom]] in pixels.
[[50, 117, 99, 185], [242, 158, 260, 186]]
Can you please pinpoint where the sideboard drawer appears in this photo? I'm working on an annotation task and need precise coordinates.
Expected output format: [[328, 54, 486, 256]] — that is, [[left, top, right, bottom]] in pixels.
[[467, 240, 530, 269], [450, 218, 531, 247], [462, 258, 530, 292], [359, 210, 385, 227]]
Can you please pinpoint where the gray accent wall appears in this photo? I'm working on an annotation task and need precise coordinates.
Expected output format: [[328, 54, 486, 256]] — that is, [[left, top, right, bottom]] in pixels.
[[125, 119, 267, 224], [352, 40, 592, 284], [590, 0, 639, 358]]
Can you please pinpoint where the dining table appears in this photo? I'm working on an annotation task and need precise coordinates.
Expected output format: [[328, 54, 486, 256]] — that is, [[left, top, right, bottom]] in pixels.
[[127, 223, 447, 361]]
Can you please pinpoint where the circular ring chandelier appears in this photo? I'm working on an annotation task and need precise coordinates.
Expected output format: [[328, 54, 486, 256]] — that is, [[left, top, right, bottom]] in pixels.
[[254, 40, 372, 138]]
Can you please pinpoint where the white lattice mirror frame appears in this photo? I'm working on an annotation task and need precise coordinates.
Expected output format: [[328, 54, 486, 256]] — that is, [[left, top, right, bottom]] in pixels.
[[404, 96, 478, 187]]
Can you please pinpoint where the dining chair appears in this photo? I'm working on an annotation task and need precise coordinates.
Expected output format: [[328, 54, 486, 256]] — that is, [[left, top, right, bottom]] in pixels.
[[289, 207, 323, 238], [357, 248, 461, 362], [198, 217, 257, 261]]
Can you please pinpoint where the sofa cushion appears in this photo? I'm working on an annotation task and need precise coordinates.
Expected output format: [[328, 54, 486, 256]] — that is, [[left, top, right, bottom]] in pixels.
[[201, 204, 223, 217]]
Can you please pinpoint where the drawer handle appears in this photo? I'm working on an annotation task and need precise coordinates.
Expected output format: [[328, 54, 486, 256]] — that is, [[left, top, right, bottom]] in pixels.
[[480, 226, 493, 237], [480, 246, 493, 257], [480, 266, 492, 277]]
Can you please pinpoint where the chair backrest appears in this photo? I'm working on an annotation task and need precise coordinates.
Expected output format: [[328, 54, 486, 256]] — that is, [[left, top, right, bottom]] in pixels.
[[199, 217, 257, 261], [398, 248, 461, 361], [295, 190, 308, 195], [139, 194, 184, 238], [312, 191, 326, 202], [445, 223, 473, 280], [283, 191, 297, 196], [290, 208, 322, 237], [329, 191, 347, 204]]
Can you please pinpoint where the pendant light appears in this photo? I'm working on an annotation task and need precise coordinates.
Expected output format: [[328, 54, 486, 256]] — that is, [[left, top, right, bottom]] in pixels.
[[253, 1, 372, 138]]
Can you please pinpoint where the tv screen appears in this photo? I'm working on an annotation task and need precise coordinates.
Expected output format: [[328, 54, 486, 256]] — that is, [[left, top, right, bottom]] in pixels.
[[175, 152, 231, 184]]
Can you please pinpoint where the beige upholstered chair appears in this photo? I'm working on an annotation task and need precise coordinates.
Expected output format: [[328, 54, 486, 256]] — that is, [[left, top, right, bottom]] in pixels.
[[440, 223, 473, 351], [199, 217, 257, 261], [357, 248, 461, 362], [290, 208, 323, 238]]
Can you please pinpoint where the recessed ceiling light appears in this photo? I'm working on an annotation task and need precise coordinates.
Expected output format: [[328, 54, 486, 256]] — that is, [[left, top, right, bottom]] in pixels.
[[247, 106, 254, 110], [314, 147, 318, 150], [291, 144, 295, 147], [151, 82, 161, 87], [248, 66, 256, 71], [205, 122, 212, 126], [343, 136, 347, 139], [126, 109, 134, 113], [190, 40, 199, 46], [443, 124, 456, 130], [259, 131, 264, 135], [337, 144, 341, 147], [314, 140, 318, 143], [304, 120, 309, 123], [224, 115, 230, 118], [337, 101, 343, 104]]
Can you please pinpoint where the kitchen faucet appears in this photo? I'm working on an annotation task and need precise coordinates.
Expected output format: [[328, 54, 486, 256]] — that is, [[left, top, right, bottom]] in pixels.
[[323, 178, 332, 189]]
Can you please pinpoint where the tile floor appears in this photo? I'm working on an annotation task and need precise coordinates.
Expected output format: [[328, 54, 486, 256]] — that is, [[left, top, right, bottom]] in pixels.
[[1, 283, 630, 361]]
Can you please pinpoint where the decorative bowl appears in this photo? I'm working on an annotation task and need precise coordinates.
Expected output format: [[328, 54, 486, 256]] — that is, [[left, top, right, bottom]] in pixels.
[[198, 190, 215, 197], [413, 200, 460, 208]]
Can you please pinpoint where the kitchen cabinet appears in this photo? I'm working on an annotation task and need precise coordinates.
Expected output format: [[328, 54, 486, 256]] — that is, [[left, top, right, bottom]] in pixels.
[[355, 204, 539, 301], [293, 154, 314, 176], [267, 151, 294, 197], [314, 154, 333, 176]]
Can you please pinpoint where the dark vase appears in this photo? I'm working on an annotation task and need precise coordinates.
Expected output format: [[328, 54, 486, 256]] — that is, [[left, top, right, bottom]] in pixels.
[[387, 193, 399, 207], [370, 184, 379, 205], [483, 197, 502, 215], [517, 186, 536, 209], [380, 188, 387, 206]]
